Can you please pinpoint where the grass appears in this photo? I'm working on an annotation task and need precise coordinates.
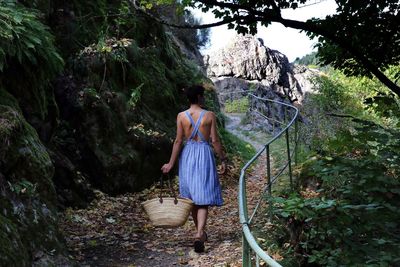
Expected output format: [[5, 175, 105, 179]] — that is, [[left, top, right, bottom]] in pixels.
[[220, 128, 256, 164]]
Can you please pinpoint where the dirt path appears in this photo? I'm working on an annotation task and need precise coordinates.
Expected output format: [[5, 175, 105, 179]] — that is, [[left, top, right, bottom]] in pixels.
[[60, 113, 268, 267], [225, 113, 264, 151]]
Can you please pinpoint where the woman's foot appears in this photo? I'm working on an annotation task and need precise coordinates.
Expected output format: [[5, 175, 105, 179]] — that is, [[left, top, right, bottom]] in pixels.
[[194, 231, 207, 241], [193, 231, 207, 253]]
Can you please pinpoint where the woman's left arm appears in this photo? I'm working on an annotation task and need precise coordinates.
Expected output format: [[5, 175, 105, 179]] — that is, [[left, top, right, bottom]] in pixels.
[[161, 113, 184, 174]]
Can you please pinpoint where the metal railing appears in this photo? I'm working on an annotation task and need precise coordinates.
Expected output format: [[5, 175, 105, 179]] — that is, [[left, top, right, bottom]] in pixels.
[[221, 90, 299, 266]]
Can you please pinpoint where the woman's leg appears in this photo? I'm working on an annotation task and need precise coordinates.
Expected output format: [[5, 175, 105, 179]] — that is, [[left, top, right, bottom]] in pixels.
[[192, 205, 199, 229], [195, 205, 208, 240]]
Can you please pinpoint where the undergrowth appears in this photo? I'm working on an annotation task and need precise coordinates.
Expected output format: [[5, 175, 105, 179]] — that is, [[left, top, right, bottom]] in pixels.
[[259, 66, 400, 266]]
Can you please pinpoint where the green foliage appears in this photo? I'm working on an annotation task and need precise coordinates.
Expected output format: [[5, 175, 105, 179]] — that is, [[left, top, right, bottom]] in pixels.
[[219, 128, 255, 163], [261, 64, 400, 266], [300, 66, 400, 153], [310, 0, 400, 78], [46, 0, 145, 55], [0, 1, 62, 72], [293, 51, 319, 66], [270, 119, 400, 266], [0, 1, 63, 118], [178, 0, 399, 74], [224, 98, 249, 113], [128, 83, 144, 108], [7, 180, 37, 197], [169, 9, 211, 50]]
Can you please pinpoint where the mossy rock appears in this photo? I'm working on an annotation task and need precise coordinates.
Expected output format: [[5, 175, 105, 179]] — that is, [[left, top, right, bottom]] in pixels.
[[0, 213, 29, 266], [51, 35, 209, 194], [0, 105, 68, 266], [0, 105, 56, 202]]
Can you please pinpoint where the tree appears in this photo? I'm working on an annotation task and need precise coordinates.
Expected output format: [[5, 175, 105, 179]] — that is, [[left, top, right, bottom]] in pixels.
[[178, 10, 211, 49], [137, 0, 400, 97]]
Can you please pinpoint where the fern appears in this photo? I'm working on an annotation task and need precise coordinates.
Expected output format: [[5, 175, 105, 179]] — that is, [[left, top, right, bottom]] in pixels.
[[0, 1, 64, 118]]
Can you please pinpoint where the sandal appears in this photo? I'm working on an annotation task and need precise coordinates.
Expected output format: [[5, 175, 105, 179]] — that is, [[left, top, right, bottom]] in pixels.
[[193, 231, 208, 253]]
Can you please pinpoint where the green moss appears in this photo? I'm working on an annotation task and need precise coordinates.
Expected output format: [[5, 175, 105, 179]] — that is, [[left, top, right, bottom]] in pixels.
[[0, 104, 65, 265], [0, 105, 55, 203], [0, 87, 21, 111], [0, 214, 30, 266]]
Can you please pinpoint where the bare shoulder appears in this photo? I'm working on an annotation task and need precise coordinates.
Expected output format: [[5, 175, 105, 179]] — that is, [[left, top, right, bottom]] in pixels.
[[176, 111, 186, 122], [205, 110, 216, 119], [178, 111, 189, 118], [206, 111, 216, 122]]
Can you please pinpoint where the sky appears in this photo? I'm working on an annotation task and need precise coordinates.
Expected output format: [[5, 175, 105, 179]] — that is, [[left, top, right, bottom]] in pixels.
[[190, 0, 338, 62]]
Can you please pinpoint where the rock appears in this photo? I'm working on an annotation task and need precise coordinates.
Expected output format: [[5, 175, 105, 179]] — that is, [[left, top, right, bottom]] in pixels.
[[205, 34, 319, 131], [205, 35, 287, 82], [0, 104, 71, 266], [51, 37, 210, 195], [205, 35, 317, 104]]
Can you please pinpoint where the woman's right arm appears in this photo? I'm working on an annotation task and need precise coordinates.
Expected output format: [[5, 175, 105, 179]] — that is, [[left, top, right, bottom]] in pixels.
[[161, 113, 184, 174]]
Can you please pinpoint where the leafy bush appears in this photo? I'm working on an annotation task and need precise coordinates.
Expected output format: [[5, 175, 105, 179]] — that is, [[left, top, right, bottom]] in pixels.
[[265, 61, 400, 266], [300, 66, 400, 153], [0, 2, 63, 73], [0, 1, 63, 118], [270, 119, 400, 266]]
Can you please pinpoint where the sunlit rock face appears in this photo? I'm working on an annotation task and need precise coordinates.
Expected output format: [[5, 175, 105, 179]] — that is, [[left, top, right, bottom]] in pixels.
[[204, 35, 318, 131], [204, 34, 317, 105]]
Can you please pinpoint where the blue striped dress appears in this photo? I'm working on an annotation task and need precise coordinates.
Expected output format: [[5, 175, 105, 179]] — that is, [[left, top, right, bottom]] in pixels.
[[178, 110, 223, 206]]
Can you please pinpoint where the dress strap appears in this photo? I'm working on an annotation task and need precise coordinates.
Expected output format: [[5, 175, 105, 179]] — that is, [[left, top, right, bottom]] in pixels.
[[184, 111, 196, 128], [185, 110, 206, 141]]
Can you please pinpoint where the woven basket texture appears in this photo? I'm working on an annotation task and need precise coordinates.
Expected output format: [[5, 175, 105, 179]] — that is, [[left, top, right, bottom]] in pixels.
[[142, 197, 193, 228]]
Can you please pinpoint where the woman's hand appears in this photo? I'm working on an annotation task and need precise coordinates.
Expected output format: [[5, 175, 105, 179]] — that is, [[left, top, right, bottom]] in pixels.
[[161, 163, 173, 174], [218, 161, 226, 175]]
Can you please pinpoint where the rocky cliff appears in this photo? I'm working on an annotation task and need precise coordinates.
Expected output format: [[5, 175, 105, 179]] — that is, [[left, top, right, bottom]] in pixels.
[[205, 35, 318, 130]]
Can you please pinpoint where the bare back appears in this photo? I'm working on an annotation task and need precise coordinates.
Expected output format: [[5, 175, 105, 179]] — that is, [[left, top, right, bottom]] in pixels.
[[179, 109, 213, 142]]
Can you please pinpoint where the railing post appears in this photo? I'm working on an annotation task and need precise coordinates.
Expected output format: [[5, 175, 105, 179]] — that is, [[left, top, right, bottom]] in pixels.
[[285, 129, 293, 190], [294, 118, 298, 166], [243, 235, 252, 267], [266, 145, 273, 221]]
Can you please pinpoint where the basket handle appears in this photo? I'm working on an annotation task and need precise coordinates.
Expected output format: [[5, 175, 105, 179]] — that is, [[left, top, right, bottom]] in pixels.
[[159, 173, 178, 204]]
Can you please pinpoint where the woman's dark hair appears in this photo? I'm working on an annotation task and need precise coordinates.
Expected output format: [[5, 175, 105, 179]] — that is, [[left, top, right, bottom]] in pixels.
[[184, 85, 205, 104]]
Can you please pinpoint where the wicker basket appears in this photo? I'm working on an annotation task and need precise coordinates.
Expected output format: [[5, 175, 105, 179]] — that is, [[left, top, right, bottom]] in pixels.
[[142, 197, 193, 228]]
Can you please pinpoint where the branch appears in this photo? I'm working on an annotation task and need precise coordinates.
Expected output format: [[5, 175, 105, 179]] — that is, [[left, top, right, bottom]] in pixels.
[[197, 0, 280, 20], [272, 18, 400, 97], [267, 0, 281, 17], [197, 0, 256, 12]]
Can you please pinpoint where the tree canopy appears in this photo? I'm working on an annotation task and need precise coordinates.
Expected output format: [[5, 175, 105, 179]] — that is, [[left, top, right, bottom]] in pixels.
[[141, 0, 400, 97]]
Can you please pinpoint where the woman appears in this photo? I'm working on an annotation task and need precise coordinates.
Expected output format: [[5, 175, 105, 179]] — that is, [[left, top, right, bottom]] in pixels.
[[161, 84, 227, 253]]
